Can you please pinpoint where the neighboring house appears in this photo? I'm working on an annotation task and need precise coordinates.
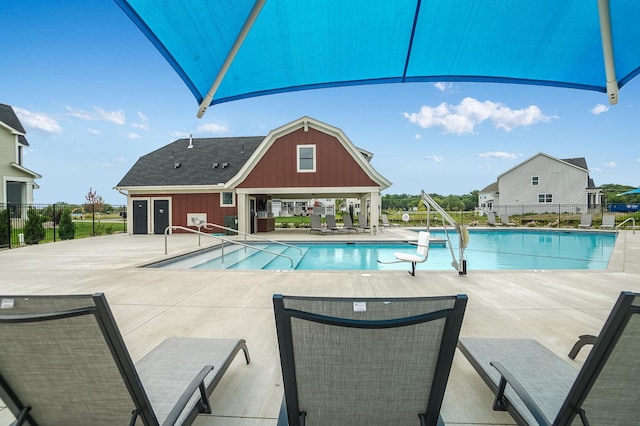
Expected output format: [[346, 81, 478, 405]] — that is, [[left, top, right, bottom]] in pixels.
[[478, 153, 601, 215], [0, 103, 41, 215], [115, 116, 392, 235]]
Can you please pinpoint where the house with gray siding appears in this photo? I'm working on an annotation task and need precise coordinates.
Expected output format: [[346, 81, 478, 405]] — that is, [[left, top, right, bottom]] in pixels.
[[0, 103, 41, 214], [478, 153, 601, 215]]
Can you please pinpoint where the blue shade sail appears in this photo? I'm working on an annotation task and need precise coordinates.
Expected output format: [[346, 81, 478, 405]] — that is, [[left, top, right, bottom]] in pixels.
[[114, 0, 640, 116]]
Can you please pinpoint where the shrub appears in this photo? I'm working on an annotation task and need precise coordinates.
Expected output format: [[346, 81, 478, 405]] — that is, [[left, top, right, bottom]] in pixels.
[[24, 207, 45, 244], [0, 209, 9, 246], [58, 209, 75, 240]]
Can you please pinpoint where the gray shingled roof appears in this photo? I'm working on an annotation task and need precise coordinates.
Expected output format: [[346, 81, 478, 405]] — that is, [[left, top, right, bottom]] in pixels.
[[117, 136, 264, 187], [480, 182, 498, 193], [561, 157, 588, 170], [0, 103, 29, 146]]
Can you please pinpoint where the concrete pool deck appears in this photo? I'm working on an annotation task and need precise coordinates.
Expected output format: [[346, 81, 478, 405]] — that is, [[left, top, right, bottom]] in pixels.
[[1, 227, 639, 425]]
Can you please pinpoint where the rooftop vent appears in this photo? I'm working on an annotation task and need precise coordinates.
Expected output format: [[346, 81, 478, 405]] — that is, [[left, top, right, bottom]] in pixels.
[[222, 162, 229, 168], [187, 134, 193, 149], [213, 162, 219, 168], [174, 162, 181, 169]]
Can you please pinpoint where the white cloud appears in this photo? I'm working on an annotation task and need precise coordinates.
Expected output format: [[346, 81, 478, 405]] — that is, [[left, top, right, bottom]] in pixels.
[[131, 111, 149, 130], [87, 128, 101, 135], [591, 104, 609, 115], [592, 167, 603, 172], [425, 155, 444, 162], [414, 134, 421, 140], [404, 97, 556, 135], [170, 131, 190, 139], [604, 161, 616, 168], [197, 122, 230, 134], [434, 82, 453, 92], [478, 151, 518, 160], [128, 132, 142, 139], [113, 156, 126, 163], [65, 106, 126, 125], [13, 107, 62, 135]]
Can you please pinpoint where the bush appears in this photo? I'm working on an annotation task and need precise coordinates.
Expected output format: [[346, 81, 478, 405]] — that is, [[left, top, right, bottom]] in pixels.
[[0, 209, 9, 246], [24, 207, 45, 244], [58, 209, 75, 240]]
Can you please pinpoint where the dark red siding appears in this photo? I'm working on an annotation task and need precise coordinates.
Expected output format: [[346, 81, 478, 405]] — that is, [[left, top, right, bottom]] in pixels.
[[238, 127, 377, 188]]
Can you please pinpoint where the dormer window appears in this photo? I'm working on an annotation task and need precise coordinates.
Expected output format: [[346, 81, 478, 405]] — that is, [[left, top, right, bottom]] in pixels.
[[297, 144, 316, 173]]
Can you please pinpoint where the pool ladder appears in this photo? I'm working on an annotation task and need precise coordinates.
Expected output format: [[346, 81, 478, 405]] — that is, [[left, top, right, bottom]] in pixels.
[[164, 223, 302, 267]]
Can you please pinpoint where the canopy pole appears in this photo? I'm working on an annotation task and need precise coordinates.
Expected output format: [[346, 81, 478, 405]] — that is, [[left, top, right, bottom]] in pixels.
[[597, 0, 618, 105], [197, 0, 267, 118]]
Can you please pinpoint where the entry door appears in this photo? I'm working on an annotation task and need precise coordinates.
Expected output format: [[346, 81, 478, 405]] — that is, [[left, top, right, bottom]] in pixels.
[[153, 200, 169, 234], [249, 198, 256, 234], [132, 200, 148, 234]]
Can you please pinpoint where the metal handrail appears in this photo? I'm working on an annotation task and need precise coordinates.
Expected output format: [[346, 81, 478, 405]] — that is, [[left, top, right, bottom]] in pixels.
[[198, 222, 303, 255], [616, 217, 636, 234], [164, 226, 296, 267]]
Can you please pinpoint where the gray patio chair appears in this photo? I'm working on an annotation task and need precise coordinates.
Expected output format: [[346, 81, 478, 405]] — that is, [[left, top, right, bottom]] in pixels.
[[458, 291, 639, 426], [309, 215, 331, 234], [357, 213, 371, 231], [341, 214, 360, 232], [578, 213, 592, 229], [381, 214, 399, 229], [325, 214, 344, 232], [500, 214, 516, 226], [486, 212, 501, 227], [273, 293, 468, 426], [600, 214, 615, 229], [0, 293, 250, 425]]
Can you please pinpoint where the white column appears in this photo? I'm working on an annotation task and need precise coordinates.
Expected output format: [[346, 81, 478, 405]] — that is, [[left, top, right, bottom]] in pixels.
[[369, 191, 380, 235], [237, 193, 248, 234]]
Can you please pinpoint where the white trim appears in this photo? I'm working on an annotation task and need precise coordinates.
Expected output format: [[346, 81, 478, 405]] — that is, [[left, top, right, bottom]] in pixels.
[[296, 144, 316, 173]]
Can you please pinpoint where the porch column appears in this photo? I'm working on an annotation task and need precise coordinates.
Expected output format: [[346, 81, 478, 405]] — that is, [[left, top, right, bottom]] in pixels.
[[237, 193, 249, 234], [369, 191, 380, 235]]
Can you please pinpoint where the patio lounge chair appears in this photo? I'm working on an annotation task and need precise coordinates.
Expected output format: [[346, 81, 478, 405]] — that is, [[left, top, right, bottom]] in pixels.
[[500, 214, 516, 226], [601, 214, 615, 229], [309, 215, 331, 234], [458, 291, 639, 426], [381, 214, 399, 229], [341, 214, 360, 232], [273, 293, 468, 426], [486, 212, 501, 226], [0, 293, 250, 425], [325, 214, 344, 232], [357, 214, 371, 231], [578, 213, 592, 229], [393, 231, 430, 276]]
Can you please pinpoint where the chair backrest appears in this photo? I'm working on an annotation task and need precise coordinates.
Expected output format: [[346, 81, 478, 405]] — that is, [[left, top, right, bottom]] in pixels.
[[326, 215, 337, 227], [310, 215, 322, 229], [381, 214, 390, 225], [602, 215, 615, 227], [343, 214, 355, 227], [357, 214, 368, 226], [417, 231, 430, 257], [555, 291, 639, 425], [500, 214, 510, 224], [273, 294, 467, 426], [580, 214, 592, 225], [0, 293, 156, 425], [487, 212, 496, 224]]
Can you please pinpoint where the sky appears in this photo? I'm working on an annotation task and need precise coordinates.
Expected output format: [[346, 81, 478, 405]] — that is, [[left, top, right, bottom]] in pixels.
[[2, 1, 640, 206]]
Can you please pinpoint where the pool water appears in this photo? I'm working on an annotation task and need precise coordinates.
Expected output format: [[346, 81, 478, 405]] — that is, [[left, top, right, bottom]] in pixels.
[[153, 229, 617, 271]]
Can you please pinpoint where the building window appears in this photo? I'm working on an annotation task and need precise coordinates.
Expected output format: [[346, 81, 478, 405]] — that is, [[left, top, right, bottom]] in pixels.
[[538, 193, 553, 203], [297, 145, 316, 172], [221, 192, 235, 207], [531, 176, 539, 186]]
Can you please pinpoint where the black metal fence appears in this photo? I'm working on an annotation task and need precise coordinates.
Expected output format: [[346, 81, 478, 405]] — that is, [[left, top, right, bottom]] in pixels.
[[0, 203, 127, 249]]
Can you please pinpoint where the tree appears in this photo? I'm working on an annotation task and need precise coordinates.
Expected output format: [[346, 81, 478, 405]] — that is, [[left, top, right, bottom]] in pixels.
[[24, 207, 45, 245], [58, 208, 75, 240], [85, 187, 105, 214]]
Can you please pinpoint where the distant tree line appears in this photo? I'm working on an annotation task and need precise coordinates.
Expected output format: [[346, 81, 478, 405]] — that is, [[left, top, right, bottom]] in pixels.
[[382, 184, 640, 212]]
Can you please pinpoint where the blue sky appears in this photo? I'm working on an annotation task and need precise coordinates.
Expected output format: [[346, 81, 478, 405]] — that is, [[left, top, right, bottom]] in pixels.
[[3, 0, 640, 205]]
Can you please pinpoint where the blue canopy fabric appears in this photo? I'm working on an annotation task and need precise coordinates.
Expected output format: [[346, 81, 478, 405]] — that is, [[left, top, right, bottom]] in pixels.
[[618, 187, 640, 195], [114, 0, 640, 117]]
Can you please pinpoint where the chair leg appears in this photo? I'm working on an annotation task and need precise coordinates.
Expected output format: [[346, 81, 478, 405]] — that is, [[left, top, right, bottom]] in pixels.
[[408, 262, 416, 276]]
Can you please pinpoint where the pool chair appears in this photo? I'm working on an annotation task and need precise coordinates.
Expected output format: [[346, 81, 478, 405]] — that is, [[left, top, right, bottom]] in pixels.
[[500, 214, 516, 226], [578, 213, 592, 229], [341, 214, 360, 232], [325, 214, 344, 232], [381, 214, 399, 229], [273, 293, 468, 426], [0, 293, 250, 425], [458, 291, 639, 426], [390, 231, 430, 276], [486, 212, 501, 226], [600, 214, 615, 229], [309, 215, 331, 234], [357, 214, 371, 231]]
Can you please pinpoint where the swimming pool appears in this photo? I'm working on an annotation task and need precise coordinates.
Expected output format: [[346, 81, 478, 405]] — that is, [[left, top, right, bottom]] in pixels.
[[151, 229, 617, 271]]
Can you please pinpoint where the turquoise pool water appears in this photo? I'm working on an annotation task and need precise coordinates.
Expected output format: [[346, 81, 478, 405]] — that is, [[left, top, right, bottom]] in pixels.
[[152, 229, 617, 271]]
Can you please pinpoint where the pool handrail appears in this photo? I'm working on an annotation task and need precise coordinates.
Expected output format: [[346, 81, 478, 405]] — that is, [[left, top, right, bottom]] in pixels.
[[198, 222, 303, 255], [616, 217, 636, 233], [164, 226, 297, 268]]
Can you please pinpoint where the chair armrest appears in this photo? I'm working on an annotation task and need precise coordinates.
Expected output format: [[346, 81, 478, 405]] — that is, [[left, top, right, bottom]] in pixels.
[[568, 334, 597, 360], [490, 361, 552, 426], [162, 365, 214, 426]]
